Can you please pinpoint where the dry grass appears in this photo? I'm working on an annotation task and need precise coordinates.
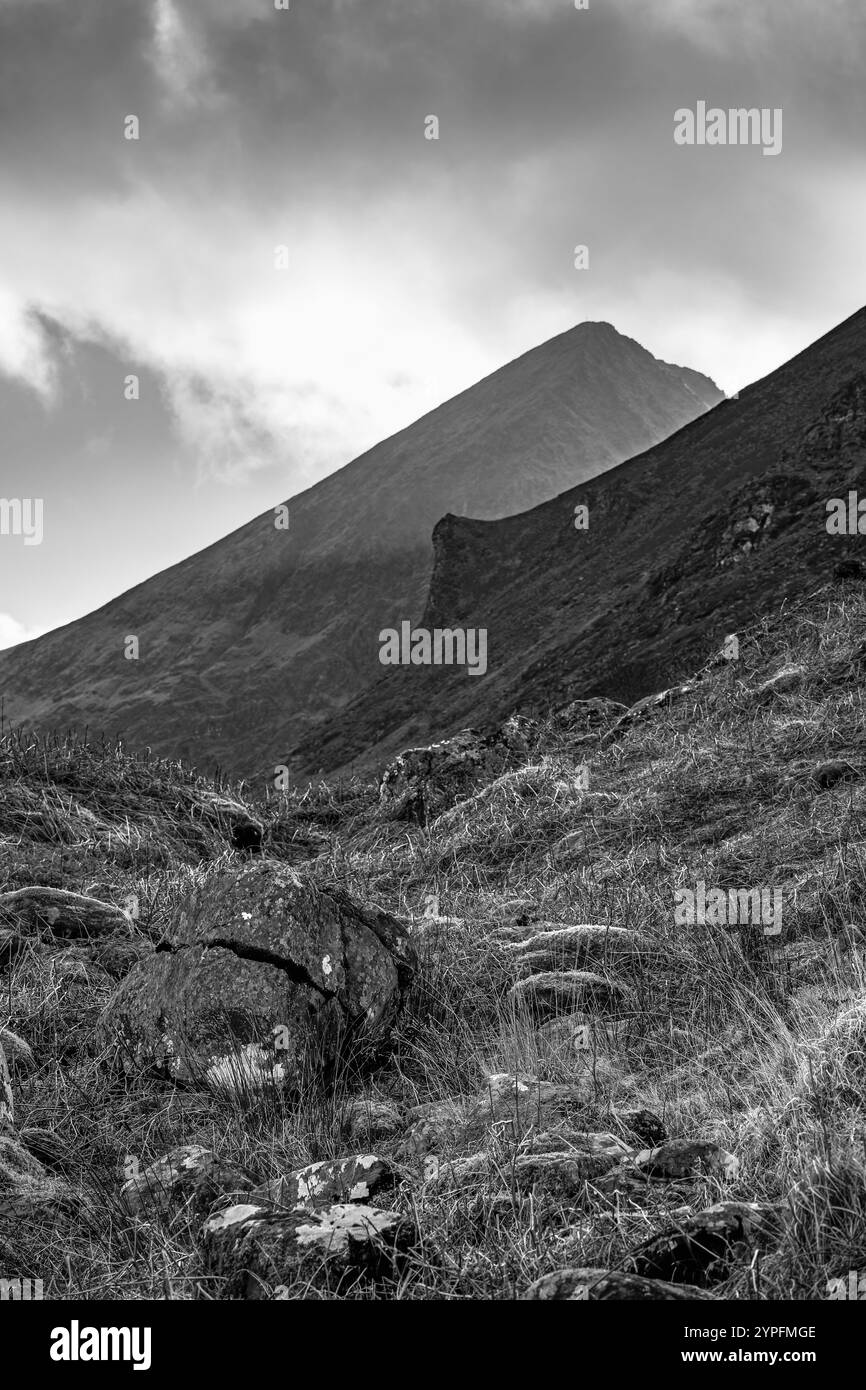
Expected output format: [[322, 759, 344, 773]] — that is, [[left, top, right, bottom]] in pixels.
[[2, 584, 866, 1298]]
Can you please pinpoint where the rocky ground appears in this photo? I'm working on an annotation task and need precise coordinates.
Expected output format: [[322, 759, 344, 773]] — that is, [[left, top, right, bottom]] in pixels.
[[1, 580, 865, 1300]]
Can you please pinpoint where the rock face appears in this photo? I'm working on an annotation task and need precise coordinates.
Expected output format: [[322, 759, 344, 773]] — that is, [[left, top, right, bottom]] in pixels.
[[100, 861, 416, 1082], [378, 717, 533, 825]]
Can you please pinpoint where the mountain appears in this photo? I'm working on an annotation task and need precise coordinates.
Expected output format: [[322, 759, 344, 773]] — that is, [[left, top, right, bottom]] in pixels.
[[298, 304, 866, 775], [0, 323, 721, 782]]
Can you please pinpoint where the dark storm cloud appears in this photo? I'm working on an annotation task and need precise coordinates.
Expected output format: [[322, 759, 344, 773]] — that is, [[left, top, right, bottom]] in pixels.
[[1, 0, 865, 643]]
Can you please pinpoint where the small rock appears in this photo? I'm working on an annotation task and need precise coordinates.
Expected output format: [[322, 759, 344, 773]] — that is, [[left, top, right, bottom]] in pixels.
[[520, 1130, 632, 1159], [512, 1152, 619, 1195], [615, 1109, 667, 1146], [625, 1200, 785, 1286], [508, 970, 630, 1016], [501, 923, 648, 973], [0, 886, 131, 938], [201, 1200, 416, 1298], [633, 1139, 739, 1182], [120, 1145, 254, 1217], [523, 1267, 714, 1300], [343, 1098, 402, 1144], [251, 1155, 393, 1209]]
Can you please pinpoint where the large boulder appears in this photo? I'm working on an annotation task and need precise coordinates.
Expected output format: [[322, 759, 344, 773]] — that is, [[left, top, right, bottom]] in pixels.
[[378, 716, 533, 825], [99, 861, 416, 1083]]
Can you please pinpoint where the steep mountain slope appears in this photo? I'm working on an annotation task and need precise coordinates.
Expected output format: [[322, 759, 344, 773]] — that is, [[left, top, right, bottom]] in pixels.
[[0, 324, 720, 783], [299, 305, 866, 774]]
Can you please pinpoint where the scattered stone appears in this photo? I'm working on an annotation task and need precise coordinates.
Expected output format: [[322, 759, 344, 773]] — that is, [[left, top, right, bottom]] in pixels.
[[100, 860, 416, 1082], [201, 1200, 417, 1298], [120, 1145, 255, 1218], [508, 970, 631, 1016], [512, 1152, 619, 1196], [632, 1140, 739, 1182], [601, 682, 704, 744], [423, 1149, 617, 1197], [0, 887, 130, 938], [520, 1130, 633, 1159], [343, 1098, 403, 1144], [625, 1201, 785, 1286], [523, 1267, 713, 1300], [251, 1155, 393, 1210], [615, 1109, 667, 1146]]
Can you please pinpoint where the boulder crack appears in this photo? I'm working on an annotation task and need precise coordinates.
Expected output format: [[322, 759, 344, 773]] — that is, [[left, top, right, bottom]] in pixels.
[[155, 938, 336, 1001]]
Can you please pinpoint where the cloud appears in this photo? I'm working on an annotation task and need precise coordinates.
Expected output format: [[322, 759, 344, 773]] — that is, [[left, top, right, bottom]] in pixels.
[[1, 0, 864, 491], [0, 613, 47, 651]]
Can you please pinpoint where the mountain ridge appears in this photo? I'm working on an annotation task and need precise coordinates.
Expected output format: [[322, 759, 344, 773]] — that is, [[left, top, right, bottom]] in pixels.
[[0, 319, 722, 781], [296, 303, 866, 775]]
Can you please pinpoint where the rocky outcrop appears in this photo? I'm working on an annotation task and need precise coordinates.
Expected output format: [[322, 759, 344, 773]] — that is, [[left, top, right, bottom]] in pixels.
[[100, 860, 416, 1083], [378, 717, 533, 825]]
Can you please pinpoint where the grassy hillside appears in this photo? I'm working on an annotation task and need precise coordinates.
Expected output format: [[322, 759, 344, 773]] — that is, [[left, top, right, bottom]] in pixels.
[[1, 581, 865, 1299]]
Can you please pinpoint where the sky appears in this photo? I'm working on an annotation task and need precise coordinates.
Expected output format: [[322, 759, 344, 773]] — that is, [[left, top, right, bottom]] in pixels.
[[1, 0, 865, 647]]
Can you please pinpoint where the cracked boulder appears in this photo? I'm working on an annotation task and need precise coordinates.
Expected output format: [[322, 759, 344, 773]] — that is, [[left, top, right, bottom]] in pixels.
[[200, 1200, 417, 1298], [99, 860, 416, 1083]]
